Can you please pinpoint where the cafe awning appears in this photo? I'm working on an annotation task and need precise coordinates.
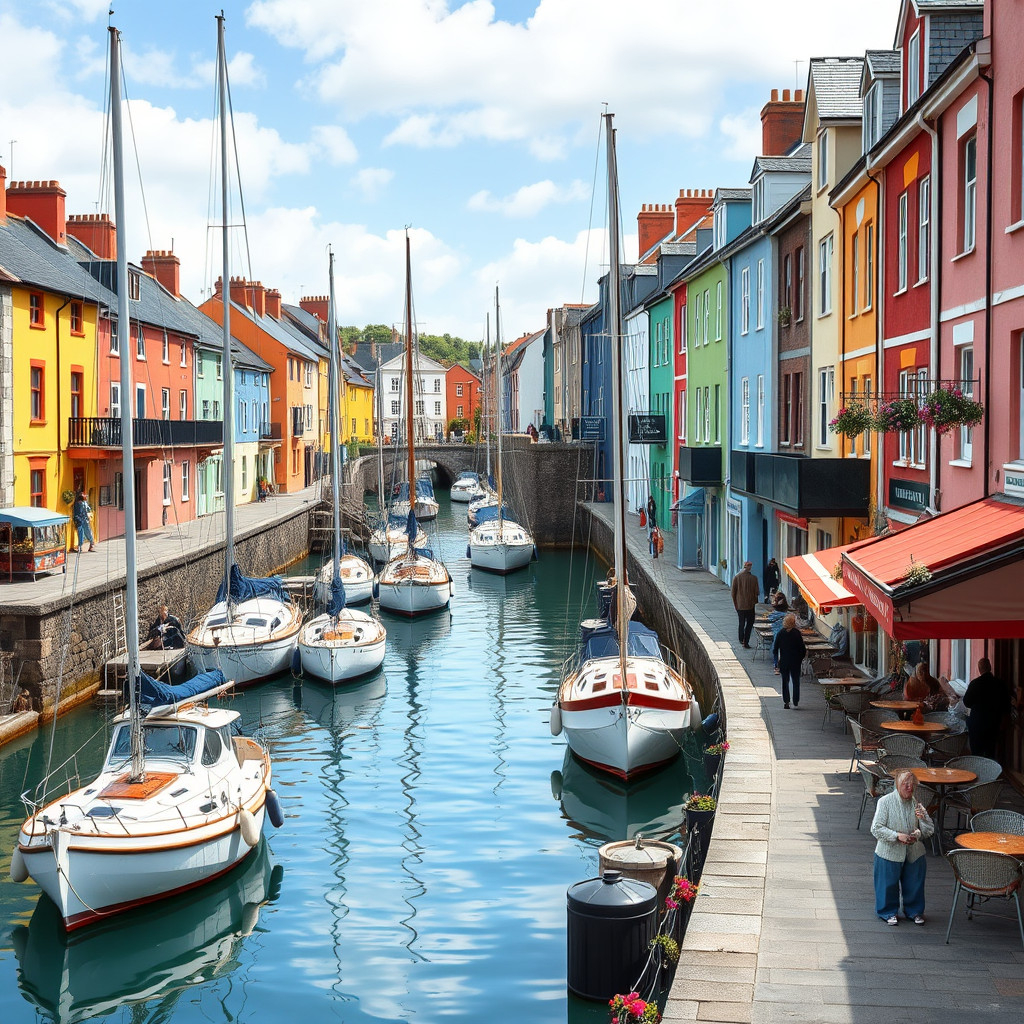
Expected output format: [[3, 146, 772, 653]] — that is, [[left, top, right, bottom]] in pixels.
[[671, 488, 705, 515], [783, 544, 859, 613], [0, 507, 69, 528], [841, 495, 1024, 640]]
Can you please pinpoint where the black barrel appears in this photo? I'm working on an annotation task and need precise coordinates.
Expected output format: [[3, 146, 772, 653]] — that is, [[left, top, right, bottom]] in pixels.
[[566, 870, 658, 1001]]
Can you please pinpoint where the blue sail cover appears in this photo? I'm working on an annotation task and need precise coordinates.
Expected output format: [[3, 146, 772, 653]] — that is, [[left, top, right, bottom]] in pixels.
[[327, 574, 347, 616], [581, 622, 664, 663], [396, 479, 436, 501], [474, 504, 516, 525], [131, 669, 228, 709], [216, 564, 291, 604], [405, 509, 420, 544]]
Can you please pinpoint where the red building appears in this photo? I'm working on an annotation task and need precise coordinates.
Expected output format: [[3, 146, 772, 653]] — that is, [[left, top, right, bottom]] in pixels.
[[444, 364, 482, 433]]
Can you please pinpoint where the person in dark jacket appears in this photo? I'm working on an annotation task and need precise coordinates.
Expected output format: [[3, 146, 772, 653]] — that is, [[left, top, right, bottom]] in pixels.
[[147, 605, 186, 650], [963, 658, 1011, 758], [773, 613, 806, 709], [764, 557, 781, 600], [730, 560, 760, 648]]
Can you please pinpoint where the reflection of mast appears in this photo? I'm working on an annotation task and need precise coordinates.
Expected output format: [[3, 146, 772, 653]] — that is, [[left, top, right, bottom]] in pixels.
[[397, 638, 426, 959]]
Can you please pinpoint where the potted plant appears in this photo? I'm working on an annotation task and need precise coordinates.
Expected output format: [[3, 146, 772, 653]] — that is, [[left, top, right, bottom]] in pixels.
[[703, 740, 729, 778], [920, 387, 984, 434], [873, 398, 921, 433], [777, 306, 792, 328], [685, 792, 716, 869], [608, 993, 661, 1024], [828, 402, 872, 438], [61, 488, 75, 507]]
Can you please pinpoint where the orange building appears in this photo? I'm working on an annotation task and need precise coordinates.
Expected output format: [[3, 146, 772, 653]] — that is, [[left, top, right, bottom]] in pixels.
[[445, 364, 482, 432]]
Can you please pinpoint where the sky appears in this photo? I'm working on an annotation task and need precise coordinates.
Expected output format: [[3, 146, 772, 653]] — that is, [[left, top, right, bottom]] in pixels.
[[0, 0, 902, 344]]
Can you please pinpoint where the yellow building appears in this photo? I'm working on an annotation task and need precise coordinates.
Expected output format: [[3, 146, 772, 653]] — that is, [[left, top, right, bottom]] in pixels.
[[341, 356, 375, 445]]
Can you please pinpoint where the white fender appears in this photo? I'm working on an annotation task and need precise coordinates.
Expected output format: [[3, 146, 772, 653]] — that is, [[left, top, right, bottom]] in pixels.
[[240, 901, 260, 936], [239, 808, 259, 848], [549, 702, 562, 736], [9, 846, 28, 883], [689, 695, 702, 730]]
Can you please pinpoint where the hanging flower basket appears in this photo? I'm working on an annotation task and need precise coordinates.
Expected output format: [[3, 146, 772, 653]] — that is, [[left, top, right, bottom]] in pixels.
[[609, 992, 662, 1024], [873, 398, 921, 433], [903, 556, 933, 586], [829, 402, 873, 437], [919, 387, 985, 435]]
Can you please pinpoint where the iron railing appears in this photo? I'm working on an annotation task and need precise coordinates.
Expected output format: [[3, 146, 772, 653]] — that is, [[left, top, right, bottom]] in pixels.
[[67, 417, 223, 447]]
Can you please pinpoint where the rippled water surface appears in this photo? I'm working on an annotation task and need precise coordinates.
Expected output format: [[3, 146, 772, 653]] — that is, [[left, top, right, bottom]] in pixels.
[[0, 493, 700, 1023]]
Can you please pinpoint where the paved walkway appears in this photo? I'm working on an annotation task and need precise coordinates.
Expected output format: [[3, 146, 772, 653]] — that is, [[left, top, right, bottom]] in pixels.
[[587, 505, 1024, 1024]]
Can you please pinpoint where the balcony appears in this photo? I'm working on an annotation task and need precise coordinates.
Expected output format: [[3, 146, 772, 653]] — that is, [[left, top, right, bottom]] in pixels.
[[677, 445, 723, 487], [259, 421, 276, 440], [68, 417, 223, 448], [729, 450, 869, 518]]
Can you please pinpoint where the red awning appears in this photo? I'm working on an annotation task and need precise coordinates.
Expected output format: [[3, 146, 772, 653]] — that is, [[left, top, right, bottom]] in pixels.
[[783, 545, 860, 613], [841, 496, 1024, 640]]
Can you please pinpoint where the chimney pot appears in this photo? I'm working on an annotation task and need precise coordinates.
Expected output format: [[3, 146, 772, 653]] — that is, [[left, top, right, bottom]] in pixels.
[[772, 88, 779, 101], [783, 88, 791, 101]]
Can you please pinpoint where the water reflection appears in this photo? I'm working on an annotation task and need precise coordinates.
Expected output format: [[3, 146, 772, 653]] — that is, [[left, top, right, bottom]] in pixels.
[[291, 669, 387, 735], [13, 841, 281, 1024]]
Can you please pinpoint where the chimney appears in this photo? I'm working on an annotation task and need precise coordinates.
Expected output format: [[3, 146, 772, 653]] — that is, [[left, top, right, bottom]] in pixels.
[[0, 165, 6, 220], [228, 277, 266, 316], [674, 189, 714, 238], [250, 280, 266, 318], [6, 179, 67, 245], [141, 249, 181, 297], [229, 276, 250, 310], [760, 88, 806, 157], [300, 295, 329, 325], [636, 203, 675, 262], [67, 213, 117, 259], [265, 288, 282, 319]]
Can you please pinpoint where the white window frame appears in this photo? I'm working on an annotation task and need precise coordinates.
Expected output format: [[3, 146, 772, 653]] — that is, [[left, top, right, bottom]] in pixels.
[[740, 377, 750, 445], [740, 267, 750, 335], [918, 177, 931, 282], [817, 131, 828, 191], [695, 387, 704, 442], [179, 390, 187, 420], [162, 330, 169, 364], [694, 293, 703, 346], [865, 224, 874, 310], [818, 366, 835, 448], [963, 135, 978, 253], [756, 260, 765, 330], [715, 282, 722, 340], [162, 460, 172, 505], [110, 382, 120, 419], [851, 234, 860, 316], [959, 343, 975, 463], [135, 383, 146, 419], [756, 375, 765, 448], [897, 191, 909, 292], [703, 385, 711, 442], [161, 387, 170, 420], [907, 29, 921, 106], [713, 384, 721, 444], [136, 323, 146, 361], [678, 389, 686, 441], [180, 340, 187, 367], [704, 288, 711, 344], [819, 235, 833, 315], [181, 461, 190, 501]]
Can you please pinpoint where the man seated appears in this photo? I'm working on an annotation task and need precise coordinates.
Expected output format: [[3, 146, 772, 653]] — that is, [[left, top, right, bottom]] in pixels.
[[147, 605, 186, 650], [827, 622, 850, 658]]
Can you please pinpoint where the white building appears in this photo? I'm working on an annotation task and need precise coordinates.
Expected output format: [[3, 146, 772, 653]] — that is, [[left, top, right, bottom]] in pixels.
[[379, 350, 448, 442]]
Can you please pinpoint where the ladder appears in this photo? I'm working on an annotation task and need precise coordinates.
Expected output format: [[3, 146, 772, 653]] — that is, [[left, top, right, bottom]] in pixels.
[[112, 590, 127, 658]]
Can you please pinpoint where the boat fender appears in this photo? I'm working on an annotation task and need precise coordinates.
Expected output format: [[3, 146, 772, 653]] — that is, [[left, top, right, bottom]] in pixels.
[[550, 769, 563, 800], [466, 545, 471, 559], [265, 789, 285, 829], [532, 546, 538, 562], [291, 649, 302, 677], [239, 808, 260, 848], [372, 580, 380, 599], [689, 695, 702, 730], [240, 901, 260, 936], [701, 712, 720, 734], [9, 846, 28, 883], [549, 701, 562, 736]]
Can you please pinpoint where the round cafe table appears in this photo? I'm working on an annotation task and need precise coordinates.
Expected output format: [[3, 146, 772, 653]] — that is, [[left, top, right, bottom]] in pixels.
[[909, 767, 976, 855], [870, 699, 920, 720], [955, 831, 1024, 858], [880, 720, 949, 734]]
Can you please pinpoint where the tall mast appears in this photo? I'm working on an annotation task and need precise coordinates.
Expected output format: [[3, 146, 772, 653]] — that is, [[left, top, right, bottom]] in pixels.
[[376, 365, 385, 511], [327, 250, 342, 583], [404, 232, 416, 512], [494, 286, 503, 527], [110, 26, 144, 781], [484, 314, 491, 484], [217, 14, 236, 602], [605, 112, 629, 675]]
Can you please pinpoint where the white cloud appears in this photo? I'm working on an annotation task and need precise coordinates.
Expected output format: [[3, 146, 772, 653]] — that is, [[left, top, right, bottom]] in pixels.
[[719, 108, 763, 164], [351, 167, 393, 200], [312, 124, 359, 165], [122, 47, 266, 90], [467, 179, 588, 218]]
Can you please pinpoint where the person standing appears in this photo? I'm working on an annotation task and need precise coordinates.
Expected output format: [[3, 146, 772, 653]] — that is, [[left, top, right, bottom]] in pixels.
[[963, 657, 1011, 758], [870, 769, 934, 926], [646, 495, 657, 532], [71, 489, 96, 552], [763, 557, 781, 601], [772, 613, 806, 709], [730, 560, 759, 648]]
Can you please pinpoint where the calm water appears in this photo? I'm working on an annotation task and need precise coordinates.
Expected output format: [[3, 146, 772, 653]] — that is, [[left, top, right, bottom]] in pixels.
[[0, 493, 701, 1023]]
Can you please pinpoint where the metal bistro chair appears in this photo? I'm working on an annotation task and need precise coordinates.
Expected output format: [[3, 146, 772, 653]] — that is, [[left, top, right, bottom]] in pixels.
[[820, 684, 844, 731], [847, 717, 885, 779], [945, 850, 1024, 951], [946, 781, 1004, 833], [752, 627, 772, 661], [971, 809, 1024, 836], [877, 733, 927, 759], [927, 730, 970, 766], [859, 708, 895, 736], [857, 763, 893, 830]]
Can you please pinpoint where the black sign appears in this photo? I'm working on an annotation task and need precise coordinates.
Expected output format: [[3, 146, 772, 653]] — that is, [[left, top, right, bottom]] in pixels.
[[575, 416, 606, 442], [628, 414, 667, 444], [888, 477, 929, 512]]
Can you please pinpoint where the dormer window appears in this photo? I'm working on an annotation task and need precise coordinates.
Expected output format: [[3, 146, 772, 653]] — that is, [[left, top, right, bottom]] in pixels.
[[128, 269, 141, 301], [714, 208, 726, 250], [863, 84, 880, 152], [752, 178, 765, 223], [907, 30, 921, 107]]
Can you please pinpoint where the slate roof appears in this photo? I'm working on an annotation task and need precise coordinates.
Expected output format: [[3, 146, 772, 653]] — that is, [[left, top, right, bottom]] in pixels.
[[226, 298, 323, 363], [752, 154, 812, 177], [865, 49, 901, 76], [809, 57, 866, 119], [715, 188, 752, 202], [281, 303, 324, 342], [916, 0, 982, 8], [340, 354, 372, 388], [181, 303, 272, 373], [349, 341, 404, 374]]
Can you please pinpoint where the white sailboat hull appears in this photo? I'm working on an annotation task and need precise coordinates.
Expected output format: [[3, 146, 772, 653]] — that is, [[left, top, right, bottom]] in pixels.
[[298, 610, 387, 683], [377, 555, 453, 616], [450, 481, 485, 503], [368, 526, 428, 563], [392, 498, 439, 521], [469, 521, 534, 574], [314, 555, 374, 605]]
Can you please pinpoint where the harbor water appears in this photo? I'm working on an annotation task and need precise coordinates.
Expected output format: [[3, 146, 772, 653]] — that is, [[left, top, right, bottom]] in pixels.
[[0, 492, 702, 1023]]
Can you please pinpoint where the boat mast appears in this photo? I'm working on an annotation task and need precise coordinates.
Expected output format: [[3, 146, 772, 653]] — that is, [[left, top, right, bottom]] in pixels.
[[605, 112, 629, 683], [110, 26, 144, 782], [494, 286, 503, 528], [484, 314, 491, 484], [404, 232, 416, 524], [376, 365, 386, 513], [217, 14, 236, 607], [327, 249, 342, 586]]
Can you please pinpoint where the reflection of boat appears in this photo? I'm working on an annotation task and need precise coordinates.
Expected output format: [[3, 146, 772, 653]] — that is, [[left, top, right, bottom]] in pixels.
[[13, 840, 281, 1024], [450, 471, 485, 503], [551, 748, 688, 843], [292, 669, 387, 732]]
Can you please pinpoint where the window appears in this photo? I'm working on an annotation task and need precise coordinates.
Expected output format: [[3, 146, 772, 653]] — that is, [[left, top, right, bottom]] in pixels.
[[128, 269, 141, 301], [433, 379, 441, 393], [180, 390, 187, 420], [70, 370, 83, 419], [162, 331, 169, 363], [897, 191, 908, 291], [756, 260, 765, 330], [136, 384, 146, 419], [793, 372, 804, 447], [782, 375, 792, 445], [110, 318, 119, 354], [654, 320, 663, 366], [851, 234, 859, 316], [862, 377, 873, 456], [136, 323, 146, 360], [196, 351, 204, 377], [29, 292, 45, 328], [70, 302, 84, 335], [212, 399, 220, 420], [240, 399, 248, 433], [863, 84, 880, 151], [796, 247, 805, 320], [162, 461, 172, 504], [865, 224, 874, 310], [415, 399, 425, 416], [715, 283, 722, 340], [306, 364, 314, 388], [962, 135, 977, 253], [457, 404, 464, 418], [756, 375, 765, 447], [907, 30, 921, 106], [959, 344, 975, 462], [305, 404, 313, 430], [818, 366, 835, 447], [694, 293, 703, 345], [111, 382, 121, 419], [818, 235, 833, 315], [434, 401, 441, 416], [918, 177, 930, 282], [181, 461, 190, 501], [704, 288, 711, 344], [30, 468, 44, 507], [679, 306, 687, 353], [740, 267, 750, 334], [899, 368, 926, 465], [391, 400, 400, 416], [740, 377, 750, 444], [252, 400, 258, 433], [456, 383, 464, 397], [216, 355, 223, 381], [695, 387, 704, 441], [161, 388, 170, 419], [1014, 89, 1024, 225], [783, 254, 792, 319], [678, 389, 686, 441], [391, 376, 400, 392], [202, 398, 210, 419], [713, 384, 721, 444], [180, 341, 187, 367], [817, 132, 828, 191], [241, 456, 247, 491], [30, 362, 45, 421]]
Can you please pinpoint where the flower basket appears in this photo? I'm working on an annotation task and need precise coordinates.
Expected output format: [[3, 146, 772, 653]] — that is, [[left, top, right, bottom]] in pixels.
[[685, 800, 716, 871], [828, 402, 872, 437], [703, 752, 722, 778], [873, 398, 921, 433], [609, 993, 662, 1023], [920, 387, 984, 435]]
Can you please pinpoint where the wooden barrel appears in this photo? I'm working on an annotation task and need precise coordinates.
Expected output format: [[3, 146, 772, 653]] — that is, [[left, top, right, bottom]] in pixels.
[[598, 838, 683, 908]]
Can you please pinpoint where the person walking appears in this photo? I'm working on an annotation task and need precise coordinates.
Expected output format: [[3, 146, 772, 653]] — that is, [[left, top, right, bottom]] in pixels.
[[773, 613, 806, 709], [646, 495, 657, 531], [870, 769, 934, 926], [963, 657, 1011, 758], [730, 560, 759, 648], [71, 489, 96, 552], [763, 557, 781, 601]]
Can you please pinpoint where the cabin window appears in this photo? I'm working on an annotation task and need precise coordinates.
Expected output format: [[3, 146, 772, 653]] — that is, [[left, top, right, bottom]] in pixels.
[[201, 728, 225, 766], [111, 723, 197, 760]]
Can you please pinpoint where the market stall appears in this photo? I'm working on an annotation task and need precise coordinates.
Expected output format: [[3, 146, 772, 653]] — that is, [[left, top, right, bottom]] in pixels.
[[0, 507, 69, 581]]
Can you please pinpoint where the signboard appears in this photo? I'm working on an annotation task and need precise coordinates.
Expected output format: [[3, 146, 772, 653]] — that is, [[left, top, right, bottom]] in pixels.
[[1003, 465, 1024, 498], [576, 416, 606, 442], [726, 497, 742, 517], [628, 413, 667, 444], [888, 477, 929, 513]]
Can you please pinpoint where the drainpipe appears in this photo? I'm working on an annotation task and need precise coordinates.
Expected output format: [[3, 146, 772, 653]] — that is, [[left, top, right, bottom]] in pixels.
[[979, 46, 994, 498]]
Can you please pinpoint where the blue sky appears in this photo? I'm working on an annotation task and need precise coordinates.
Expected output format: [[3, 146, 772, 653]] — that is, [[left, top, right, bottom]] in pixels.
[[1, 0, 900, 342]]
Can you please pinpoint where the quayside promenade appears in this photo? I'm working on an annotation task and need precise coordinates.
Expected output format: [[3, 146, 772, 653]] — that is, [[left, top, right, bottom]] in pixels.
[[587, 503, 1024, 1024]]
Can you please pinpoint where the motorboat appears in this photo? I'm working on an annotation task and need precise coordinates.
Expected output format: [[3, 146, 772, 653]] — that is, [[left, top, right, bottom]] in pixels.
[[450, 471, 485, 503]]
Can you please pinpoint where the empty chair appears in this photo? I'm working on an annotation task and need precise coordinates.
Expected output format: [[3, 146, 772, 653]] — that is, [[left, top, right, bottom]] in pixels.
[[836, 690, 872, 718], [923, 711, 967, 736], [860, 708, 895, 736], [847, 717, 884, 779], [878, 733, 926, 759], [821, 687, 844, 731], [877, 754, 927, 775], [946, 780, 1004, 831], [857, 763, 893, 830], [928, 731, 970, 766], [944, 850, 1024, 951], [946, 756, 1002, 784], [971, 809, 1024, 835]]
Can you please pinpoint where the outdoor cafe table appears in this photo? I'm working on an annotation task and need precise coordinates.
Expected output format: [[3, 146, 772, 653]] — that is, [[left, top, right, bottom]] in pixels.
[[908, 766, 976, 853], [880, 720, 949, 735], [825, 676, 869, 690], [870, 699, 920, 719], [955, 831, 1024, 858]]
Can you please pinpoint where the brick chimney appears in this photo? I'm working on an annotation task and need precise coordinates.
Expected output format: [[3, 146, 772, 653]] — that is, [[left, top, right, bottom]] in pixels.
[[761, 88, 806, 157], [6, 180, 67, 244], [674, 189, 714, 238], [300, 295, 329, 325], [0, 165, 6, 220], [141, 249, 181, 297], [228, 277, 266, 317], [67, 213, 117, 259], [636, 204, 675, 262], [266, 288, 282, 319]]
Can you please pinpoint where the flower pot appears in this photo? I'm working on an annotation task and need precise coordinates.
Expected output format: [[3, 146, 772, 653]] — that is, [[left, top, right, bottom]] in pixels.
[[851, 613, 865, 633], [685, 806, 715, 873], [703, 753, 722, 779]]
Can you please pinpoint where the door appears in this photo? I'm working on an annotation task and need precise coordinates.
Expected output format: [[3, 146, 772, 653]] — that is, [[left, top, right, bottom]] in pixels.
[[133, 469, 143, 532]]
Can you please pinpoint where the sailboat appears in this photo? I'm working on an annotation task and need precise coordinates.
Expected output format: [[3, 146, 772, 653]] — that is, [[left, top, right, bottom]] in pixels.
[[468, 287, 536, 574], [450, 470, 485, 503], [12, 21, 280, 930], [553, 112, 696, 779], [186, 20, 302, 684], [299, 251, 387, 684], [376, 232, 455, 616]]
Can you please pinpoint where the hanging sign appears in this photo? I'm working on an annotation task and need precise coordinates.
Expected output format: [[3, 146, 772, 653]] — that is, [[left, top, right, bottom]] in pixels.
[[628, 414, 667, 444], [576, 416, 606, 442]]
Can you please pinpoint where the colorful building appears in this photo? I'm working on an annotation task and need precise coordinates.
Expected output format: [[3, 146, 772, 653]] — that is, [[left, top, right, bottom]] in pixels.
[[445, 363, 482, 434]]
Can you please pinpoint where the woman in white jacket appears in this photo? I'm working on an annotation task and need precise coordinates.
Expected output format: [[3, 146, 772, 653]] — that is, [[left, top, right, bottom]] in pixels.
[[870, 769, 934, 925]]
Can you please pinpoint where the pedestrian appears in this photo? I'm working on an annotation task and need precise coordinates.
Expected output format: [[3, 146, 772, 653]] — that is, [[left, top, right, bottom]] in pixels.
[[650, 526, 662, 560], [870, 768, 934, 926], [730, 560, 759, 648], [963, 657, 1011, 758], [772, 613, 806, 709], [146, 604, 186, 650], [764, 557, 781, 601], [646, 495, 657, 532], [71, 489, 96, 552]]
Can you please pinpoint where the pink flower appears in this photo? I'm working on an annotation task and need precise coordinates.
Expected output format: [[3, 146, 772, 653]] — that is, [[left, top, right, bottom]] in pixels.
[[665, 896, 678, 910]]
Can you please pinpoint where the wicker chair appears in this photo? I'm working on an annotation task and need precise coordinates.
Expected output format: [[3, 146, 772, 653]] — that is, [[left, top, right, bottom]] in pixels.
[[927, 731, 970, 765], [877, 754, 927, 775], [820, 685, 844, 731], [847, 717, 884, 779], [944, 850, 1024, 951], [860, 708, 895, 736], [857, 763, 892, 829], [836, 690, 873, 718], [922, 711, 967, 736], [947, 756, 1003, 784], [945, 780, 1004, 831], [971, 809, 1024, 835], [877, 733, 926, 759]]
